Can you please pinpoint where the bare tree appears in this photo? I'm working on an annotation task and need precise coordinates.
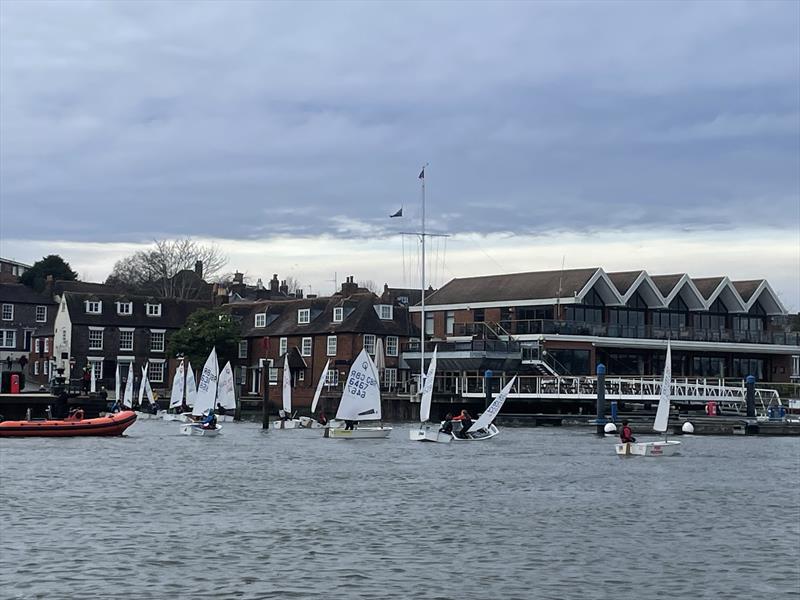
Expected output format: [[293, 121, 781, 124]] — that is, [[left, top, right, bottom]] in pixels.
[[358, 279, 378, 293], [284, 275, 299, 294], [106, 238, 228, 299]]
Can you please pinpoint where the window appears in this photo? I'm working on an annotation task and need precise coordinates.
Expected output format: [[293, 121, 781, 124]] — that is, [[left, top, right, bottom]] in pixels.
[[44, 360, 49, 375], [301, 337, 312, 357], [297, 309, 310, 324], [36, 305, 47, 322], [473, 309, 485, 322], [43, 338, 49, 353], [327, 336, 337, 356], [425, 313, 434, 335], [279, 337, 288, 356], [34, 361, 39, 375], [446, 311, 455, 335], [0, 330, 15, 348], [116, 302, 132, 316], [255, 313, 266, 328], [150, 331, 165, 352], [238, 340, 248, 359], [325, 369, 339, 386], [333, 307, 344, 323], [119, 330, 134, 351], [792, 356, 800, 379], [378, 304, 393, 320], [145, 303, 162, 317], [269, 359, 279, 383], [148, 360, 165, 383], [386, 336, 398, 357], [1, 304, 13, 321], [87, 359, 103, 380], [298, 370, 305, 382], [85, 301, 102, 314], [235, 366, 247, 385], [35, 338, 41, 353], [89, 329, 104, 350], [384, 367, 397, 388], [363, 334, 376, 354]]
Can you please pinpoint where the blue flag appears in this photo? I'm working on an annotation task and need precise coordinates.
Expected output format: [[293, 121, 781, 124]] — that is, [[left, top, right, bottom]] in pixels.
[[390, 208, 403, 218]]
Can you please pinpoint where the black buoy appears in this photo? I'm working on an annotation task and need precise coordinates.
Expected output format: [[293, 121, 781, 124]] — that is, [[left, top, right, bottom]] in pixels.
[[596, 363, 606, 436]]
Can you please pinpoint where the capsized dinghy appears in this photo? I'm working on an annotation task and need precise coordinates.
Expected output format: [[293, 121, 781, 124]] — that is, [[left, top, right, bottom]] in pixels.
[[0, 411, 137, 437]]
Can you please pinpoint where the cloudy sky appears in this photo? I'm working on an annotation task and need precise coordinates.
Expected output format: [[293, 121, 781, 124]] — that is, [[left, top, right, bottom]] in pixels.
[[1, 1, 798, 306]]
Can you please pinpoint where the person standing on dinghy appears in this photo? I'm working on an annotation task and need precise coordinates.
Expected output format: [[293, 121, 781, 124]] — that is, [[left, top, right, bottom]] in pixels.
[[620, 420, 636, 443]]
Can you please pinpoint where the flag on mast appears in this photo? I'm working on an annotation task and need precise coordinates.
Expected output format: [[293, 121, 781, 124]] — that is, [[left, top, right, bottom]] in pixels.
[[418, 167, 425, 179], [390, 208, 403, 218]]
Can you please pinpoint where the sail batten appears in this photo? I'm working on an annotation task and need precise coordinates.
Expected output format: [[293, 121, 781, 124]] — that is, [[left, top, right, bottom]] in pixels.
[[335, 349, 381, 421]]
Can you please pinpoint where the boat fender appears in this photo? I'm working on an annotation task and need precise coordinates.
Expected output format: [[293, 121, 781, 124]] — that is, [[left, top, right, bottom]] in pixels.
[[681, 421, 694, 434]]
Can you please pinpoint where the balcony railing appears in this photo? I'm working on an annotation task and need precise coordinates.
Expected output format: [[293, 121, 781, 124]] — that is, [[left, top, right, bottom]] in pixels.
[[402, 339, 522, 354], [455, 320, 800, 346]]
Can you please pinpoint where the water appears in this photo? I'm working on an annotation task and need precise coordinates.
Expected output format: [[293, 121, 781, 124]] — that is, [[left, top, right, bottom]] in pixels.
[[1, 421, 798, 599]]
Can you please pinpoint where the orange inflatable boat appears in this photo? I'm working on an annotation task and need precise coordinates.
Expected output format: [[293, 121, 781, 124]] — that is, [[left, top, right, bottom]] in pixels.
[[0, 410, 137, 437]]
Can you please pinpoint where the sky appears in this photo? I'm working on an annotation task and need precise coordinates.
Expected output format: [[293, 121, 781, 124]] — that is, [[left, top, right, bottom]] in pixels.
[[1, 1, 798, 307]]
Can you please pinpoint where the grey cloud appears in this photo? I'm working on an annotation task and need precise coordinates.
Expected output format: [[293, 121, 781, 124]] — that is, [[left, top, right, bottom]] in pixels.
[[1, 0, 797, 243]]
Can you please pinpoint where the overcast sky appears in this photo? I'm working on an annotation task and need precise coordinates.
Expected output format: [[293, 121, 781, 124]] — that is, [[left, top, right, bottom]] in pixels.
[[1, 1, 798, 306]]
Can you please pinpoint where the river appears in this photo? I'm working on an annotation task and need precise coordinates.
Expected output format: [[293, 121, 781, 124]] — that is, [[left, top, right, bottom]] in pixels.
[[1, 421, 798, 599]]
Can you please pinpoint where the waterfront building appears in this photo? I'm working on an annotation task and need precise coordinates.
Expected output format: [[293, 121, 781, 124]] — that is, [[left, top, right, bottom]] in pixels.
[[229, 276, 418, 414], [0, 283, 56, 382], [403, 267, 798, 407], [0, 258, 31, 283], [52, 291, 210, 395]]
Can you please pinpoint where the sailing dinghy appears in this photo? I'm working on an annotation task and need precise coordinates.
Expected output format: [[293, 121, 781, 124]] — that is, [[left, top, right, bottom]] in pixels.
[[409, 347, 449, 443], [161, 360, 187, 421], [134, 364, 160, 420], [324, 349, 391, 439], [449, 376, 516, 441], [180, 348, 222, 436], [215, 361, 237, 422], [615, 340, 681, 457]]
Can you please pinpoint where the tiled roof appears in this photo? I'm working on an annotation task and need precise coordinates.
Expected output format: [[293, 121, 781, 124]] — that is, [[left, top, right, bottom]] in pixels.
[[64, 292, 210, 328], [607, 271, 644, 296], [691, 277, 725, 299], [0, 283, 56, 305], [649, 274, 684, 296], [422, 268, 599, 306], [732, 280, 763, 303]]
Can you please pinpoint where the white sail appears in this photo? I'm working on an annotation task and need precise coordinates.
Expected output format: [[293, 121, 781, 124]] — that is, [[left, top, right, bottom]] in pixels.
[[90, 364, 96, 393], [311, 360, 330, 414], [282, 354, 292, 414], [653, 340, 672, 433], [217, 361, 237, 411], [374, 338, 386, 382], [335, 348, 381, 421], [170, 361, 185, 408], [141, 364, 155, 405], [137, 364, 147, 406], [122, 363, 134, 408], [114, 362, 121, 401], [192, 348, 219, 416], [420, 346, 438, 423], [467, 376, 516, 433], [185, 361, 197, 408]]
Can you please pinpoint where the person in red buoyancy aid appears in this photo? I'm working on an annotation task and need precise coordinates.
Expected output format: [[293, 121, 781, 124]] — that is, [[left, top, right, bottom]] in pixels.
[[620, 420, 636, 443]]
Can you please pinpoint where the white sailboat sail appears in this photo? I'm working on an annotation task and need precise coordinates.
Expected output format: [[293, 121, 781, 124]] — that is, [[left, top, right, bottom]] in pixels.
[[217, 361, 237, 411], [185, 361, 197, 408], [335, 348, 381, 421], [141, 364, 155, 405], [170, 361, 185, 408], [192, 348, 219, 416], [311, 359, 330, 414], [90, 364, 96, 393], [653, 340, 672, 433], [114, 362, 121, 402], [420, 346, 438, 423], [137, 364, 147, 406], [467, 376, 516, 433], [122, 363, 134, 408], [282, 354, 292, 414]]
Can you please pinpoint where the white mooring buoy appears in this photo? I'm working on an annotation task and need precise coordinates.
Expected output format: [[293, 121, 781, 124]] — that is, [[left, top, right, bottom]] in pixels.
[[682, 421, 695, 434], [603, 422, 617, 434]]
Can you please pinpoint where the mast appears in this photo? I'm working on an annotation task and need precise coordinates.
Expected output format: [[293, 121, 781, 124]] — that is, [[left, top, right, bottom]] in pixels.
[[420, 165, 426, 396]]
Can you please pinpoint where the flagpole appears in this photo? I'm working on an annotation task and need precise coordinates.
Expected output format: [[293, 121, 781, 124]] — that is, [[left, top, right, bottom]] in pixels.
[[420, 165, 426, 399]]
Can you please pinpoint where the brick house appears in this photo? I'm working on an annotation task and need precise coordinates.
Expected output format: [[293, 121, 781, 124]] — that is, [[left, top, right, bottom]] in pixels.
[[0, 283, 56, 382]]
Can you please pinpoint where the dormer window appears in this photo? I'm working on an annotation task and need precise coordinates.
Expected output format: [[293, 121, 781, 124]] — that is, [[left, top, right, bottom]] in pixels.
[[297, 309, 310, 324], [85, 300, 102, 314], [117, 302, 132, 316], [333, 307, 343, 323], [378, 305, 393, 320], [146, 303, 161, 317], [255, 313, 266, 328]]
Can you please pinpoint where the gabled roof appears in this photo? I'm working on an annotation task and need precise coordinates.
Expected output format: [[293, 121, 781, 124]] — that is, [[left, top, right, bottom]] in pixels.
[[691, 277, 725, 300], [649, 274, 684, 297], [64, 292, 210, 328], [0, 283, 56, 305], [607, 271, 644, 296], [732, 280, 763, 303], [423, 268, 599, 307]]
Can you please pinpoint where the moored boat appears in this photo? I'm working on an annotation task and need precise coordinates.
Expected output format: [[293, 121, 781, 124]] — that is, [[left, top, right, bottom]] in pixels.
[[180, 422, 222, 436], [0, 411, 137, 437]]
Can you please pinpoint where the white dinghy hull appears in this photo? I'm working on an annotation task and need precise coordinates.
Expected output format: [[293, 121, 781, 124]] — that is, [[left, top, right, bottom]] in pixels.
[[409, 425, 451, 443], [324, 426, 392, 439], [450, 423, 500, 441], [615, 440, 681, 457], [134, 411, 160, 420], [180, 423, 222, 437]]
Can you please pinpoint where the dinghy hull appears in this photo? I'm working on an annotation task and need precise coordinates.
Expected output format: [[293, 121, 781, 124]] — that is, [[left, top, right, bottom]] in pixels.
[[450, 423, 499, 441], [409, 425, 451, 443], [324, 426, 392, 439], [615, 440, 681, 457], [0, 411, 137, 437], [180, 423, 222, 437]]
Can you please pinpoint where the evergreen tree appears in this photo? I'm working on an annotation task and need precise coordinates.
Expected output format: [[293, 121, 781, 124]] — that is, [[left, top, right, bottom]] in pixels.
[[20, 255, 78, 291], [167, 309, 240, 368]]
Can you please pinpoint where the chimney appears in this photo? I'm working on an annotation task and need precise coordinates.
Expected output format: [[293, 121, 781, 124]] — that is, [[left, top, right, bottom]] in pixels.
[[270, 274, 280, 293], [256, 278, 264, 290], [280, 280, 289, 295], [194, 260, 203, 279], [295, 288, 304, 299], [233, 271, 244, 284], [341, 275, 358, 297]]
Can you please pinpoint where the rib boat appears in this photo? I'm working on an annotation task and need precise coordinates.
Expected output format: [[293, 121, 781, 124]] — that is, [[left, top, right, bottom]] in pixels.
[[0, 411, 137, 437]]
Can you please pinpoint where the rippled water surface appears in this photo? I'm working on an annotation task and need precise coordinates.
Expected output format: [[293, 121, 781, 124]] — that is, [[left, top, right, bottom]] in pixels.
[[1, 421, 799, 599]]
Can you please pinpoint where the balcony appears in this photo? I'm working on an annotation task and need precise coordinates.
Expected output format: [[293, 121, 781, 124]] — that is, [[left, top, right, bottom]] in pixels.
[[455, 320, 800, 347], [401, 339, 523, 372]]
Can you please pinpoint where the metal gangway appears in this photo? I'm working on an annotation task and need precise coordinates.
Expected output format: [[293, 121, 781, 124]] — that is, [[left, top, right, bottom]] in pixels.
[[445, 374, 781, 416]]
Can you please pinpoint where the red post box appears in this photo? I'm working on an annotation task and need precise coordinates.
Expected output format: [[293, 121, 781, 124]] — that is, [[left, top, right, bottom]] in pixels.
[[10, 373, 20, 394]]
